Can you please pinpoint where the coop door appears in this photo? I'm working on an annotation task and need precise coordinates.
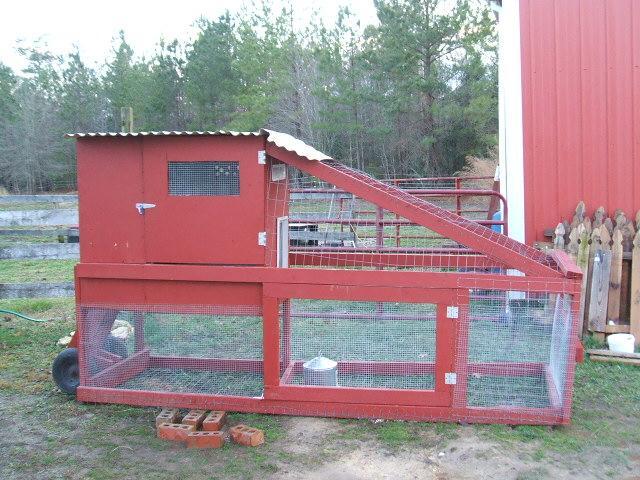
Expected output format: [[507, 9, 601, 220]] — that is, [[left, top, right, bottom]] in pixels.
[[141, 143, 265, 265], [265, 285, 456, 407]]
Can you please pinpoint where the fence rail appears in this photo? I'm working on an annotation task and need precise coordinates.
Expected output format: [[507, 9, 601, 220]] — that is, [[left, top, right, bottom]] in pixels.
[[549, 202, 640, 347]]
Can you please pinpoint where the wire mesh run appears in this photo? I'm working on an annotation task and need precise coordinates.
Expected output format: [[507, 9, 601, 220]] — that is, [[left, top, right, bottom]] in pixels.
[[280, 299, 437, 390], [457, 290, 574, 412], [168, 161, 240, 196], [79, 304, 263, 397], [265, 164, 511, 273]]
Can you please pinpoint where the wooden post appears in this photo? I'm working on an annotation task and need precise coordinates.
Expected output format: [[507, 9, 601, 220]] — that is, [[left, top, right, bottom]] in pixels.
[[553, 223, 565, 250], [120, 107, 133, 133], [606, 228, 624, 325], [567, 228, 579, 263], [630, 230, 640, 347], [594, 206, 606, 228], [588, 226, 611, 340], [572, 201, 586, 227], [576, 226, 590, 337]]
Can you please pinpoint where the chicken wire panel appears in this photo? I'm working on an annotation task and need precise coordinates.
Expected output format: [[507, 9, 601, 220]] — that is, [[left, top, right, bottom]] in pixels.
[[79, 304, 264, 397], [457, 291, 573, 410], [549, 293, 572, 400], [266, 165, 508, 273], [322, 161, 556, 270], [280, 299, 437, 390]]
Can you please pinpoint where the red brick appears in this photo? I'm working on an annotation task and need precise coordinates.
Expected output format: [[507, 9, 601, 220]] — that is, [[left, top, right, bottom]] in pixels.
[[155, 408, 180, 427], [186, 431, 225, 449], [157, 423, 195, 442], [229, 424, 265, 447], [202, 411, 227, 432], [181, 409, 207, 428]]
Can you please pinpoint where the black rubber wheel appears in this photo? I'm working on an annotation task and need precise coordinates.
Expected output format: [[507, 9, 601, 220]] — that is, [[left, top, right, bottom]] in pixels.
[[52, 348, 79, 395], [103, 335, 128, 359]]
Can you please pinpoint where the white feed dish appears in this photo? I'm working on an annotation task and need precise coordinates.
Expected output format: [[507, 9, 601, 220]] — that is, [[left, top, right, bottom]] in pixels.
[[607, 334, 635, 354]]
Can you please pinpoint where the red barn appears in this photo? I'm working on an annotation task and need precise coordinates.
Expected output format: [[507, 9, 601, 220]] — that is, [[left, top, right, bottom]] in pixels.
[[497, 0, 640, 244]]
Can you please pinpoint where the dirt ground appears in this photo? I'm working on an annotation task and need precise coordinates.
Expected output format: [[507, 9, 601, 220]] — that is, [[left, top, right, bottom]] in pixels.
[[0, 390, 638, 480]]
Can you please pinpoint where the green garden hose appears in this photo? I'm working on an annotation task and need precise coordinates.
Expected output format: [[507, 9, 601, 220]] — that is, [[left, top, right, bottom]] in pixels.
[[0, 309, 48, 323]]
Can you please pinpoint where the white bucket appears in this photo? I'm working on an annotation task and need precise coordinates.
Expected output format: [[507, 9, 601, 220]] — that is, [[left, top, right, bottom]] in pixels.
[[607, 334, 635, 354]]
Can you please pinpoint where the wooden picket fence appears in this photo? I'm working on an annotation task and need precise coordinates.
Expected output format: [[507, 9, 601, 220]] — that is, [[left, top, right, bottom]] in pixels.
[[548, 202, 640, 347]]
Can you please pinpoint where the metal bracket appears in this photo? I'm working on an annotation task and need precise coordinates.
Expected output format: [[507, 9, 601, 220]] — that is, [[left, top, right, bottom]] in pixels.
[[136, 203, 156, 214], [258, 150, 266, 165], [258, 231, 267, 246], [445, 372, 457, 385], [446, 306, 459, 319]]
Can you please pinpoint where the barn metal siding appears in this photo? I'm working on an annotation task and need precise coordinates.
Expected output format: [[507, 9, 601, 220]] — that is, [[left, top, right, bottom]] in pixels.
[[520, 0, 640, 243]]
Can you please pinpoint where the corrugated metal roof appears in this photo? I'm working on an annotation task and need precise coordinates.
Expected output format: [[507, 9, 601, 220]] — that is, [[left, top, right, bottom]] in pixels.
[[64, 129, 332, 162]]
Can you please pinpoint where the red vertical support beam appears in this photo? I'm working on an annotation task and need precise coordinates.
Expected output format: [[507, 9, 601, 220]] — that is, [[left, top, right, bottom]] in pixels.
[[435, 302, 456, 404], [375, 206, 384, 249], [452, 291, 470, 410], [375, 206, 385, 316], [455, 178, 462, 217], [262, 295, 280, 394], [75, 274, 89, 385], [282, 299, 292, 370], [560, 294, 581, 424]]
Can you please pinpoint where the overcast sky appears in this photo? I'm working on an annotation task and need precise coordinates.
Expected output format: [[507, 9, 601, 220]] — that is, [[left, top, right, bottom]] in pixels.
[[0, 0, 379, 73]]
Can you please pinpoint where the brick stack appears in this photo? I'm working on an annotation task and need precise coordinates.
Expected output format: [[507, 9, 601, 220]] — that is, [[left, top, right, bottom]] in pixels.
[[155, 408, 264, 449]]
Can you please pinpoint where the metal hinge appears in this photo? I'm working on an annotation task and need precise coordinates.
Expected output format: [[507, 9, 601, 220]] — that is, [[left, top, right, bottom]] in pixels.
[[445, 372, 457, 385], [258, 150, 266, 164], [258, 231, 267, 246], [446, 306, 459, 319], [135, 203, 156, 214]]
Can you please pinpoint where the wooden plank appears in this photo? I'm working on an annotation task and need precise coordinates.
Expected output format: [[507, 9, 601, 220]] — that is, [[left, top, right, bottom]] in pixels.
[[593, 206, 606, 228], [567, 228, 579, 262], [589, 355, 640, 366], [620, 258, 631, 325], [553, 223, 565, 249], [576, 226, 591, 337], [588, 228, 612, 333], [586, 349, 640, 359], [630, 230, 640, 347], [604, 324, 630, 334], [607, 228, 624, 324]]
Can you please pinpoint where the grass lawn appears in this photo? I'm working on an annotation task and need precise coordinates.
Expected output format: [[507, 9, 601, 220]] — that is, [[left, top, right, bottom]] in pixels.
[[0, 259, 75, 283], [0, 298, 639, 479]]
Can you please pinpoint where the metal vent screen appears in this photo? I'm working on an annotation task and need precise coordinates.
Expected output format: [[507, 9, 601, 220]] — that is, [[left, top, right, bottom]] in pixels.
[[168, 161, 240, 196]]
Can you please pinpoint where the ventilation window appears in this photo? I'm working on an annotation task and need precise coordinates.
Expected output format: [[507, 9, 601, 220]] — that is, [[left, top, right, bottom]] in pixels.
[[168, 161, 240, 196]]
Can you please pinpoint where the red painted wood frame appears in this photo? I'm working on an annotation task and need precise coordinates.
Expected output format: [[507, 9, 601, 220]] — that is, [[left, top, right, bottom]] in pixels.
[[262, 283, 457, 407], [75, 263, 580, 425]]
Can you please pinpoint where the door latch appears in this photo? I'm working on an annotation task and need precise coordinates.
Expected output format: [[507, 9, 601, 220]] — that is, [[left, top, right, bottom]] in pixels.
[[136, 203, 156, 214]]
